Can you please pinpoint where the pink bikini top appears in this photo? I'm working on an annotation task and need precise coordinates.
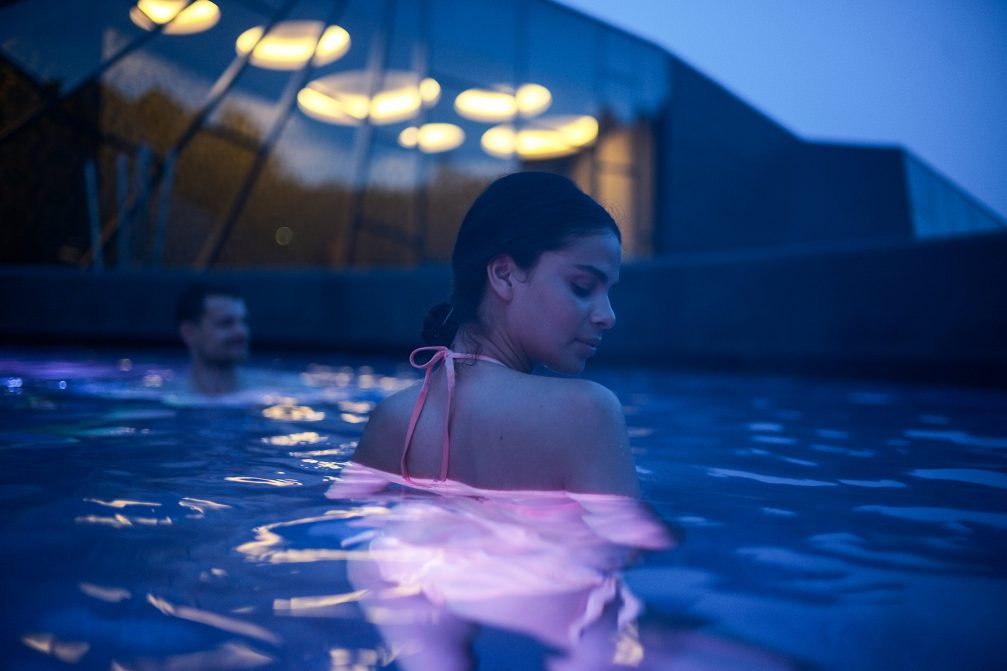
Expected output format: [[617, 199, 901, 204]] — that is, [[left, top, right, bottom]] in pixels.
[[401, 346, 506, 482]]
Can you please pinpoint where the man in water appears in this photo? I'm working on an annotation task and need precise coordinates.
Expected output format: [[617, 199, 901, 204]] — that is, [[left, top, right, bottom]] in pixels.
[[176, 282, 250, 395]]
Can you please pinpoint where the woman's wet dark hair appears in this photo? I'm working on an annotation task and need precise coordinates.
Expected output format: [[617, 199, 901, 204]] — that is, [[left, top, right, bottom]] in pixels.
[[423, 172, 620, 346]]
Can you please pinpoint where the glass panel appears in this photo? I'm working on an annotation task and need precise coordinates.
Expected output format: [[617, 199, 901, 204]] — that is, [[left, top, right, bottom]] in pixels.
[[596, 123, 634, 167], [0, 1, 139, 113], [423, 160, 501, 261], [215, 114, 354, 267], [429, 0, 517, 86], [596, 167, 637, 255], [360, 143, 421, 260], [600, 29, 638, 81], [0, 93, 94, 264], [353, 225, 411, 265], [525, 1, 598, 117], [636, 43, 671, 113], [163, 129, 256, 266], [0, 0, 668, 266]]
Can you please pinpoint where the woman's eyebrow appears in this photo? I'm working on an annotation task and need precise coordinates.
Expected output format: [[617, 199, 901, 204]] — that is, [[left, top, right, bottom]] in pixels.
[[573, 264, 614, 284]]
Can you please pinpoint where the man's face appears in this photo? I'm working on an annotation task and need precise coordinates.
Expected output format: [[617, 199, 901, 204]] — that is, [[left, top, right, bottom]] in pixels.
[[181, 295, 250, 366]]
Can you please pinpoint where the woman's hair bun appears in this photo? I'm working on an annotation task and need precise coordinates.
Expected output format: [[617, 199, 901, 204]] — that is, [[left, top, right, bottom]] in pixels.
[[421, 302, 458, 346]]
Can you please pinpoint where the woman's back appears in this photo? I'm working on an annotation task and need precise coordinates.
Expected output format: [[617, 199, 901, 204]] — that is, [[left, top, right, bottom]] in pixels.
[[353, 358, 639, 495]]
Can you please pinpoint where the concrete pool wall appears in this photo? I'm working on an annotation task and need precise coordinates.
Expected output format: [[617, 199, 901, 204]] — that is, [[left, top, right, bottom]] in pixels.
[[2, 231, 1005, 385]]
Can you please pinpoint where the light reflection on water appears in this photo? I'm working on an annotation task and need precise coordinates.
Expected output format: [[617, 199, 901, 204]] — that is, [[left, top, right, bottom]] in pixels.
[[0, 349, 1006, 669]]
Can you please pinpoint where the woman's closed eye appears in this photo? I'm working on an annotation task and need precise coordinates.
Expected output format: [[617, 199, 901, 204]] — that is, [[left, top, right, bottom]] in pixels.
[[570, 282, 593, 298]]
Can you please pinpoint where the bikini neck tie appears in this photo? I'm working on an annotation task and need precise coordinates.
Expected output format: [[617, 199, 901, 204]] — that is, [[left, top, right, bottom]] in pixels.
[[401, 346, 504, 482]]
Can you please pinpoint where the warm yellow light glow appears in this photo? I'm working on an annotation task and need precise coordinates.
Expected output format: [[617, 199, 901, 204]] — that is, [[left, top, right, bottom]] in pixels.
[[275, 226, 293, 246], [454, 83, 552, 122], [84, 498, 161, 509], [130, 0, 220, 35], [481, 126, 516, 157], [298, 71, 440, 126], [399, 127, 419, 147], [225, 476, 303, 487], [515, 84, 552, 117], [262, 403, 325, 421], [263, 431, 326, 446], [481, 115, 599, 160], [20, 634, 90, 664], [398, 123, 465, 153], [420, 78, 441, 104], [146, 594, 280, 644], [455, 89, 516, 122], [236, 21, 350, 70], [274, 589, 370, 612], [300, 365, 354, 387]]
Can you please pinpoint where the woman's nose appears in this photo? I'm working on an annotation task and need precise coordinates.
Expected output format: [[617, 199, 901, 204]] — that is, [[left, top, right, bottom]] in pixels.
[[592, 295, 616, 330]]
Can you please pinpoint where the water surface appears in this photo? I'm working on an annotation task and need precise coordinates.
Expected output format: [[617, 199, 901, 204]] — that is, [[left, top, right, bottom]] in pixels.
[[2, 348, 1005, 670]]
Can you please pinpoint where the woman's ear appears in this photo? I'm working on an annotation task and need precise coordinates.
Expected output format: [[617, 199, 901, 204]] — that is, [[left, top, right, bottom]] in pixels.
[[486, 255, 517, 301]]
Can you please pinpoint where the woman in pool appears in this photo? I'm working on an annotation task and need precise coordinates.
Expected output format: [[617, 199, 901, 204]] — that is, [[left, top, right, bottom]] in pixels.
[[351, 171, 638, 495], [328, 172, 668, 670]]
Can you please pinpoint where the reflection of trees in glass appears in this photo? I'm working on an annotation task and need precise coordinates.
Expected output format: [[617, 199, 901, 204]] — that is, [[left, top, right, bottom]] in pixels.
[[222, 154, 354, 268], [423, 163, 496, 262], [0, 0, 663, 268], [0, 58, 97, 265]]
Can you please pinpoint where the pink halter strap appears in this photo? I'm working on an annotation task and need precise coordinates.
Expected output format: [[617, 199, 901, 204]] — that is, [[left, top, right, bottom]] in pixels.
[[401, 346, 505, 482]]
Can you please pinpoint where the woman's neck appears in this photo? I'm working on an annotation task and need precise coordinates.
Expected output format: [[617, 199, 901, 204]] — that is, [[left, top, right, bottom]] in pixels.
[[452, 327, 532, 374]]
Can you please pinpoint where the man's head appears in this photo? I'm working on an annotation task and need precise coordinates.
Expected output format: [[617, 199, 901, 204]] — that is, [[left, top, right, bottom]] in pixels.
[[176, 283, 250, 367]]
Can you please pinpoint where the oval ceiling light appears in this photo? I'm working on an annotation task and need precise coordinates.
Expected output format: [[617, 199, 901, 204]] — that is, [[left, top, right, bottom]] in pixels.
[[454, 83, 552, 122], [515, 84, 552, 118], [236, 21, 350, 70], [419, 78, 441, 106], [130, 0, 220, 35], [298, 71, 440, 126], [398, 123, 465, 153], [481, 115, 598, 160]]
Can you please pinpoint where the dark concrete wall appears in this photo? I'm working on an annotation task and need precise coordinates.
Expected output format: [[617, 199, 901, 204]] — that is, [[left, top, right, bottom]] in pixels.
[[656, 61, 917, 255], [657, 60, 800, 253], [3, 232, 1006, 385], [607, 231, 1007, 384], [788, 143, 913, 243], [0, 266, 449, 354]]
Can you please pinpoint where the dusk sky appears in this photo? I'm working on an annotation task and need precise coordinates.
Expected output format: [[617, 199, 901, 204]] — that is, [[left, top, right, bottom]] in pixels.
[[559, 0, 1007, 220]]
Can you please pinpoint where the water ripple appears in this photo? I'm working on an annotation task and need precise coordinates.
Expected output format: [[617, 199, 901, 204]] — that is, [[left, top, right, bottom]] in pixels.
[[856, 505, 1007, 530], [910, 468, 1007, 489], [707, 468, 836, 487]]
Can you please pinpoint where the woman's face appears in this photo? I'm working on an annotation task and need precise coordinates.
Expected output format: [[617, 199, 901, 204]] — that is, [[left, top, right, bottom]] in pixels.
[[509, 231, 621, 374]]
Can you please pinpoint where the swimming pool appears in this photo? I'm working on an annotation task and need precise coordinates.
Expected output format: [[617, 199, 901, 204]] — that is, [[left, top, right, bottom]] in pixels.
[[2, 347, 1005, 670]]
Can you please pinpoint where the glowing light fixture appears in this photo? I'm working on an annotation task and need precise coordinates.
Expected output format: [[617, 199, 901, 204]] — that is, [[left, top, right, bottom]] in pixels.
[[454, 83, 552, 122], [235, 21, 350, 70], [129, 0, 220, 35], [481, 115, 599, 160], [398, 123, 465, 153], [515, 84, 552, 117], [298, 71, 440, 126]]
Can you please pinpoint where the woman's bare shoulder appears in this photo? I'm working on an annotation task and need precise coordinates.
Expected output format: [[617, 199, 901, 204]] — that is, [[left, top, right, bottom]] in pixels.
[[351, 384, 419, 472], [535, 376, 636, 495], [517, 375, 622, 415]]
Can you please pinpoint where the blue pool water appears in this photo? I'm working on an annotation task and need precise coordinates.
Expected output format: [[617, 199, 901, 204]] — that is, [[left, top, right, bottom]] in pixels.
[[1, 348, 1006, 670]]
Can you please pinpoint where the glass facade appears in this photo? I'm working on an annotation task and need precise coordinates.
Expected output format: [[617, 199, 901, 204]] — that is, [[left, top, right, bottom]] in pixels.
[[0, 0, 670, 268]]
